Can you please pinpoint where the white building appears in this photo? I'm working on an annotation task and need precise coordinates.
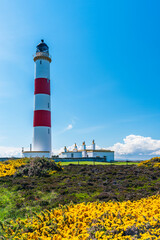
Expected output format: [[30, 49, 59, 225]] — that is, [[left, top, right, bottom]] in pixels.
[[59, 140, 114, 162]]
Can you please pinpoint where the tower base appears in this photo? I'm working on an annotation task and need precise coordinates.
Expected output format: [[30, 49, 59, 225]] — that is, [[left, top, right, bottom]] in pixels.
[[22, 151, 51, 158]]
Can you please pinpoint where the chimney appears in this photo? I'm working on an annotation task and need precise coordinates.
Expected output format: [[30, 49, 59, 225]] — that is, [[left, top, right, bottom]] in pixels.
[[92, 140, 95, 150], [64, 146, 67, 153], [82, 141, 86, 150]]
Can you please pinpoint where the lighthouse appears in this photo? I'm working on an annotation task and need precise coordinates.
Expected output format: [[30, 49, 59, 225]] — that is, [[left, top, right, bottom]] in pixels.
[[23, 40, 52, 158]]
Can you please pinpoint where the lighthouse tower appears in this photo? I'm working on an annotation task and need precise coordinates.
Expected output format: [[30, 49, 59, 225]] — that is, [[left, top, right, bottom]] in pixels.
[[23, 40, 52, 158]]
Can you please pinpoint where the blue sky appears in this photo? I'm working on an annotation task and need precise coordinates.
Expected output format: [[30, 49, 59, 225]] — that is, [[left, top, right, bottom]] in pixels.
[[0, 0, 160, 159]]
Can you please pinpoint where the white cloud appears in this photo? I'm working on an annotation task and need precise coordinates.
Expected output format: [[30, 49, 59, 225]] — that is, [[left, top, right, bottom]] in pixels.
[[52, 147, 64, 156], [66, 124, 73, 130], [109, 135, 160, 160], [54, 123, 74, 136], [0, 146, 22, 158], [52, 144, 76, 155]]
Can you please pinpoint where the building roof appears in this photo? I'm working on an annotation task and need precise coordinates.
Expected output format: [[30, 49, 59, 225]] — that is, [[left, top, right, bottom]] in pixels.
[[23, 151, 50, 153], [86, 149, 114, 152], [60, 149, 114, 154]]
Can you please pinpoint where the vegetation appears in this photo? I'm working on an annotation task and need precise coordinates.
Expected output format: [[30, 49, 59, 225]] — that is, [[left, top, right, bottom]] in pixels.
[[0, 157, 62, 178], [14, 157, 62, 177], [0, 158, 28, 177], [60, 161, 139, 166], [138, 157, 160, 168], [0, 157, 160, 239], [2, 195, 160, 239]]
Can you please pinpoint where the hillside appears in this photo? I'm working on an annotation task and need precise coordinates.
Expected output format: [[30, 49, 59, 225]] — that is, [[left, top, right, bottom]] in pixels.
[[0, 158, 160, 239], [0, 160, 160, 221]]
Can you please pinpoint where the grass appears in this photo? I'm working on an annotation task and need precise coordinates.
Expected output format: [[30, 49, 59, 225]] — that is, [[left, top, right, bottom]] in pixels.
[[0, 186, 58, 221], [58, 161, 139, 166], [0, 187, 30, 221]]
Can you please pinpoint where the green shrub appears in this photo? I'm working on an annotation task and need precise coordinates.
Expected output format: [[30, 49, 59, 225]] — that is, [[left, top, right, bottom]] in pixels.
[[14, 157, 62, 177]]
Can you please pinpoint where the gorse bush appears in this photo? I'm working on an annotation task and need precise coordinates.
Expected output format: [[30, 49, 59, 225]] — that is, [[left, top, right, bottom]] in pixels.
[[0, 158, 28, 177], [1, 194, 160, 239], [0, 158, 62, 178], [138, 157, 160, 168], [14, 157, 62, 177]]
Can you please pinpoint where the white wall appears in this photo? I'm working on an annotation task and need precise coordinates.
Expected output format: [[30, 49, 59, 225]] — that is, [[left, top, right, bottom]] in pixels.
[[35, 59, 50, 79], [87, 152, 93, 158], [72, 152, 82, 158], [59, 151, 114, 161], [23, 151, 51, 158], [59, 152, 72, 158], [33, 126, 51, 152], [82, 150, 87, 157], [93, 151, 114, 161], [34, 94, 51, 111], [59, 151, 82, 158]]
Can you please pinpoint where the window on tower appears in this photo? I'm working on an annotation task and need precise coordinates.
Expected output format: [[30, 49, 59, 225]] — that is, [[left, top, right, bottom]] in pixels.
[[48, 103, 50, 108], [40, 60, 42, 64], [48, 128, 50, 134]]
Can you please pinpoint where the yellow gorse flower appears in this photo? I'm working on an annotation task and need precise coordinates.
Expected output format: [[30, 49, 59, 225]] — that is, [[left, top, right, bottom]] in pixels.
[[0, 158, 28, 177], [138, 157, 160, 168], [47, 170, 57, 175], [2, 194, 160, 239]]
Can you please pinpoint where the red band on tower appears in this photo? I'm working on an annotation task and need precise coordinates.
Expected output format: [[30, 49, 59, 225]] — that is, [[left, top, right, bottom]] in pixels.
[[34, 78, 50, 95], [33, 110, 51, 127]]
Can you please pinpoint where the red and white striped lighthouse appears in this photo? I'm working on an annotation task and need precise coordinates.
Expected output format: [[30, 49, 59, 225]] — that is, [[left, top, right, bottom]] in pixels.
[[23, 40, 52, 158], [33, 40, 52, 156]]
